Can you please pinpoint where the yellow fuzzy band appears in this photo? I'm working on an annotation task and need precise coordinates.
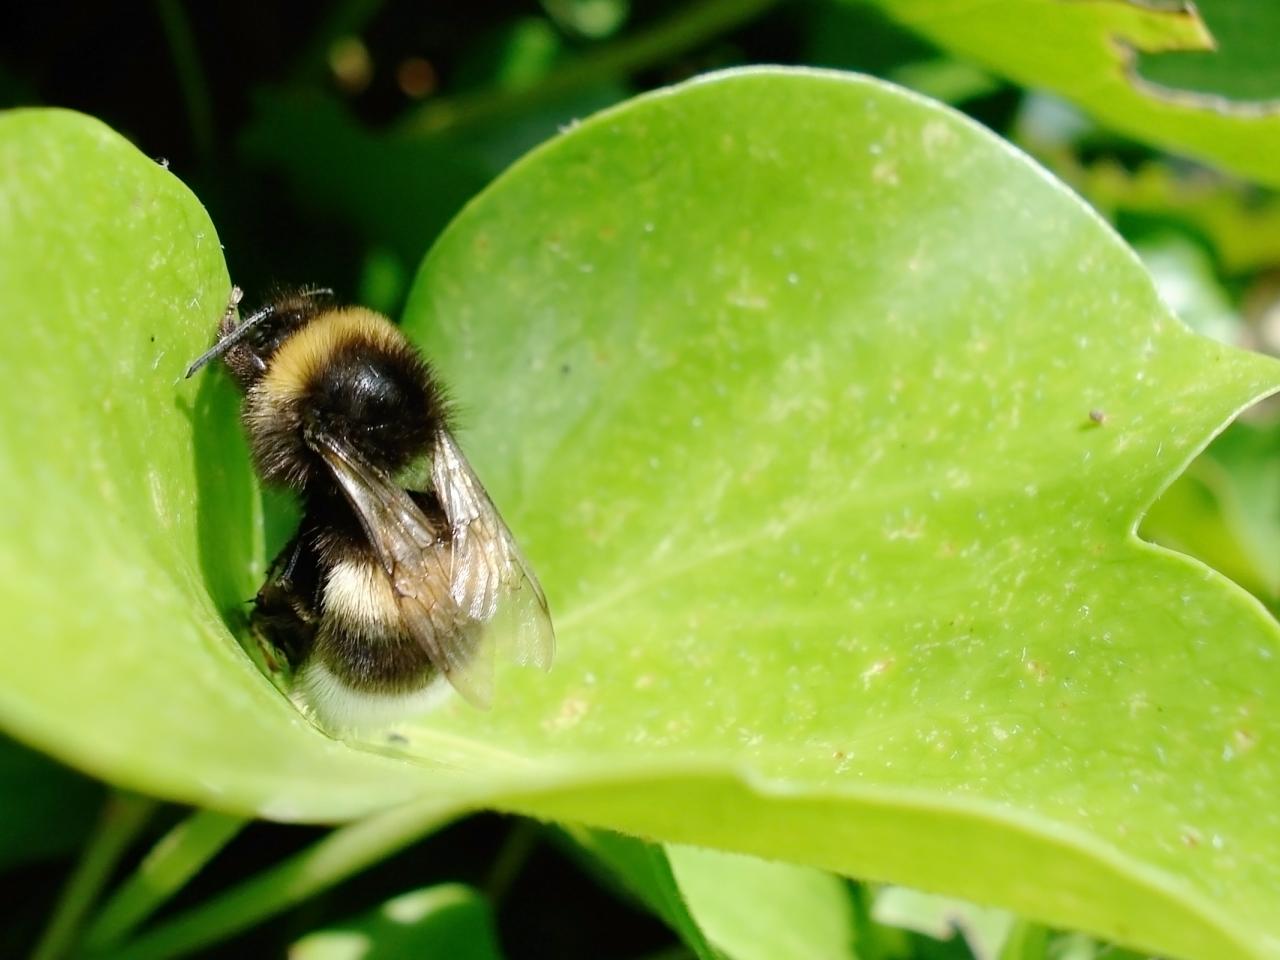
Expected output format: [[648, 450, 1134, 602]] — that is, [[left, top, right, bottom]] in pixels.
[[262, 307, 406, 401]]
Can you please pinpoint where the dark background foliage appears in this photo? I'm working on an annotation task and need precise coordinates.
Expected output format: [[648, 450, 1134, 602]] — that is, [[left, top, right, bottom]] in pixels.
[[0, 1, 1016, 313]]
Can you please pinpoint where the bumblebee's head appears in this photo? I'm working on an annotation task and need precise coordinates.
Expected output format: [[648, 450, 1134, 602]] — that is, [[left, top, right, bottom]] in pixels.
[[186, 288, 335, 387], [241, 306, 447, 490]]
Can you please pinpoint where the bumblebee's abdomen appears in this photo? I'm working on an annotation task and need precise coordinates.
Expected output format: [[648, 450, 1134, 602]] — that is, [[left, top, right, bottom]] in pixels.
[[295, 555, 454, 731], [312, 557, 437, 694], [243, 308, 447, 490]]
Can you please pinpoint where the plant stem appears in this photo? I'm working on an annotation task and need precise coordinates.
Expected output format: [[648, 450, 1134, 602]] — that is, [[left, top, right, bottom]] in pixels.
[[152, 0, 215, 164], [31, 792, 157, 960], [482, 818, 540, 904], [82, 809, 248, 950], [92, 801, 458, 960], [395, 0, 782, 136]]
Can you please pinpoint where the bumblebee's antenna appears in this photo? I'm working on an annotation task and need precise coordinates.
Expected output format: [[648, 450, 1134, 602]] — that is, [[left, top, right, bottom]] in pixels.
[[183, 286, 333, 379]]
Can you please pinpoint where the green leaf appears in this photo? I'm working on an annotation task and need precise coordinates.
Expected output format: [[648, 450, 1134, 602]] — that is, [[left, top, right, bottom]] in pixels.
[[1135, 0, 1280, 104], [872, 886, 1012, 959], [1043, 932, 1148, 960], [403, 67, 1280, 960], [540, 0, 629, 40], [82, 809, 246, 949], [95, 804, 456, 960], [1201, 421, 1280, 601], [669, 846, 858, 960], [0, 735, 100, 869], [563, 829, 721, 960], [572, 832, 859, 960], [289, 884, 503, 960], [1043, 157, 1280, 275], [3, 69, 1280, 960], [867, 0, 1280, 187], [0, 108, 437, 818], [1132, 232, 1241, 345], [1143, 419, 1280, 608], [30, 793, 157, 960], [997, 920, 1050, 960]]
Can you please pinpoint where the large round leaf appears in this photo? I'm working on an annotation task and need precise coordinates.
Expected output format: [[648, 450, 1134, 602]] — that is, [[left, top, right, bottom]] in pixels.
[[2, 71, 1279, 959]]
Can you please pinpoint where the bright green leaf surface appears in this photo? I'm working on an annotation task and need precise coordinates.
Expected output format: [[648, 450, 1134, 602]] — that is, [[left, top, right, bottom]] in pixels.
[[869, 0, 1280, 187], [289, 884, 502, 960], [3, 70, 1280, 960], [402, 68, 1280, 960]]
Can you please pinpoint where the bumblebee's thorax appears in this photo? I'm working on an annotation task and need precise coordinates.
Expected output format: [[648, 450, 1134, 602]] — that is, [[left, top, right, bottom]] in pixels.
[[243, 308, 446, 490]]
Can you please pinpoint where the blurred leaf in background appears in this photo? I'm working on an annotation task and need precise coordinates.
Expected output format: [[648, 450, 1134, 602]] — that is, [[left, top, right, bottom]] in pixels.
[[866, 0, 1280, 186], [290, 884, 503, 960], [1133, 0, 1280, 104], [1144, 419, 1280, 614]]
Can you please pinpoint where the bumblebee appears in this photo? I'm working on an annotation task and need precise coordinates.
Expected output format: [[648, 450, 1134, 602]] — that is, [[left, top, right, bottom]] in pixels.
[[186, 286, 554, 731]]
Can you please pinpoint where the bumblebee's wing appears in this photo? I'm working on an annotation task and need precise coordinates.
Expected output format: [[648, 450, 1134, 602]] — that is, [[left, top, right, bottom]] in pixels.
[[431, 429, 555, 672], [312, 433, 494, 708]]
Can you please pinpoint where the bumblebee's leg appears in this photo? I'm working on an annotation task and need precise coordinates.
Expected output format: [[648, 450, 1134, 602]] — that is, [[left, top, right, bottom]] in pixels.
[[251, 532, 322, 676], [216, 287, 271, 385], [217, 286, 245, 338]]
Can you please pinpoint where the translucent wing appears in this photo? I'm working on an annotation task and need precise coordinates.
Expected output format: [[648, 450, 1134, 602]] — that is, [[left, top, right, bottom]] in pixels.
[[431, 429, 555, 673], [312, 433, 494, 708]]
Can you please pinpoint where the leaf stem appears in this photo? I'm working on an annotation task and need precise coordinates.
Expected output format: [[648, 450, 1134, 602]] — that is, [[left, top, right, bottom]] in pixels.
[[92, 802, 458, 960], [482, 818, 540, 904], [82, 809, 248, 950], [395, 0, 782, 136], [30, 792, 157, 960]]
